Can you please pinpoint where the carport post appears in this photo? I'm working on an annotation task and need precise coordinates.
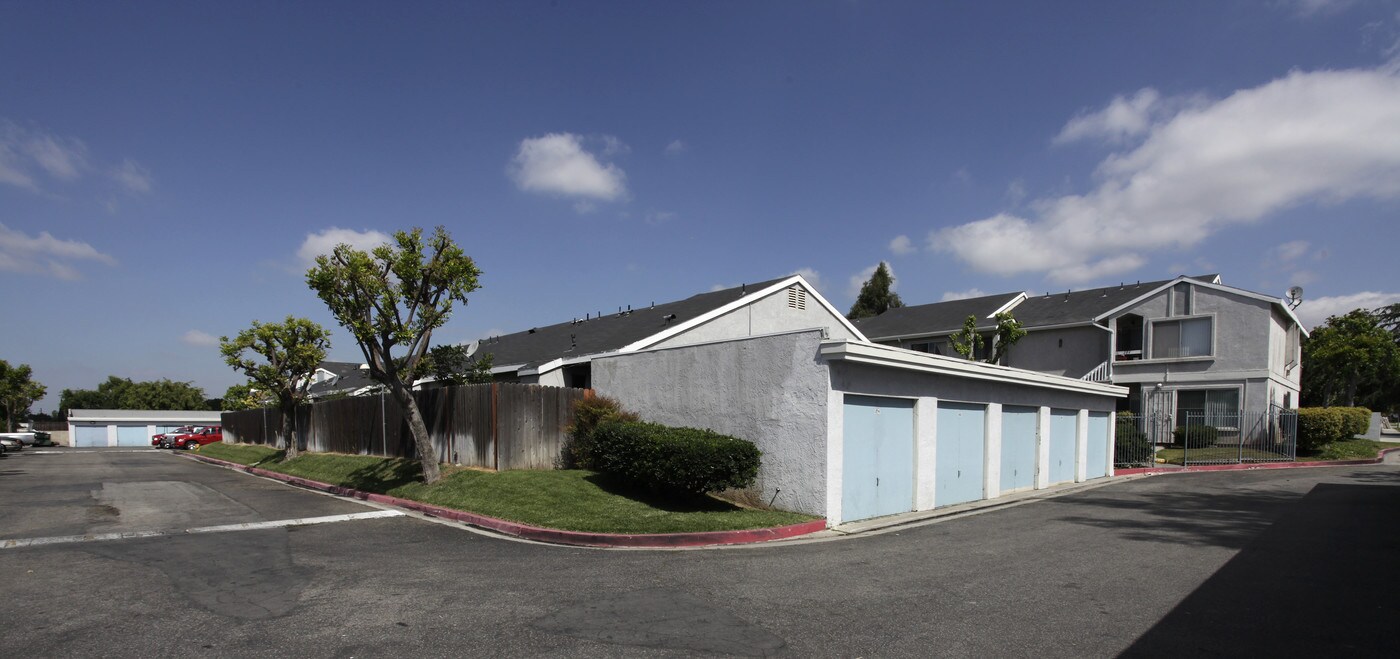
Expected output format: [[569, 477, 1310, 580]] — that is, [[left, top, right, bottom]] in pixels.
[[983, 403, 1002, 499], [1035, 407, 1051, 490], [914, 397, 938, 511], [1075, 409, 1089, 482]]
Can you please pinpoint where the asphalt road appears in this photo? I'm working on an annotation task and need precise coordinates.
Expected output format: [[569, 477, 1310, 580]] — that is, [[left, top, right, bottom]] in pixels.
[[1, 448, 1396, 658]]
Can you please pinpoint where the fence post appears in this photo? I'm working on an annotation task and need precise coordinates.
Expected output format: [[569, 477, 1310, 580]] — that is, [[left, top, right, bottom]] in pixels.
[[380, 393, 387, 457], [491, 383, 499, 471]]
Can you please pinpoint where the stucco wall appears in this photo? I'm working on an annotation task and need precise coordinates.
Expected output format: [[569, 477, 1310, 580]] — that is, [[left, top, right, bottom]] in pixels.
[[1004, 326, 1108, 378], [591, 330, 831, 517], [653, 283, 861, 350]]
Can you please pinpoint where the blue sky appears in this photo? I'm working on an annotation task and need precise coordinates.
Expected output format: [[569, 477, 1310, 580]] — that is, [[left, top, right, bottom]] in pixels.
[[4, 1, 1400, 411]]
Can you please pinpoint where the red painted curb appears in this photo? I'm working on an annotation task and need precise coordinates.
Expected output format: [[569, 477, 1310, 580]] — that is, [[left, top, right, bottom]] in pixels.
[[185, 453, 827, 548], [1116, 446, 1400, 476]]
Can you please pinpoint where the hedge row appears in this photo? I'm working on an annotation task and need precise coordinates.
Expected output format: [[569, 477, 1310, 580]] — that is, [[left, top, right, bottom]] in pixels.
[[591, 419, 761, 495], [1172, 425, 1219, 448], [1297, 406, 1372, 452]]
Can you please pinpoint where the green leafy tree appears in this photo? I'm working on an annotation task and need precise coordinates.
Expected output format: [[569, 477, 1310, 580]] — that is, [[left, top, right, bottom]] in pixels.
[[306, 226, 482, 483], [58, 376, 205, 414], [0, 361, 46, 432], [221, 383, 270, 411], [425, 344, 495, 387], [846, 262, 904, 320], [1302, 309, 1400, 408], [950, 315, 984, 360], [221, 317, 331, 459], [988, 312, 1027, 365]]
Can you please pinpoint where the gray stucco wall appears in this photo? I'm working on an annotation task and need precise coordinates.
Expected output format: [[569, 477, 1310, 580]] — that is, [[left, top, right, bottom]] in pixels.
[[828, 362, 1119, 413], [591, 330, 831, 517], [653, 283, 861, 350], [1004, 326, 1108, 378]]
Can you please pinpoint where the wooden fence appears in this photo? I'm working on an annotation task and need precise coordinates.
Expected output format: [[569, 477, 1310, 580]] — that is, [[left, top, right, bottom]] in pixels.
[[221, 383, 591, 470]]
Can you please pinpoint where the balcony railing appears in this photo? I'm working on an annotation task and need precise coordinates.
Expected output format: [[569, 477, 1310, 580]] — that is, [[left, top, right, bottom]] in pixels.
[[1082, 360, 1112, 382]]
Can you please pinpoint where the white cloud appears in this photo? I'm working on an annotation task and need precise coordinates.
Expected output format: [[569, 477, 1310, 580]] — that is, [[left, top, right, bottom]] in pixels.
[[1054, 88, 1161, 145], [0, 120, 88, 190], [1005, 179, 1027, 205], [601, 135, 629, 156], [111, 158, 153, 194], [933, 66, 1400, 285], [1285, 0, 1354, 18], [1296, 291, 1400, 328], [847, 263, 896, 299], [508, 133, 628, 204], [24, 133, 88, 180], [181, 330, 220, 347], [1269, 240, 1311, 263], [790, 267, 824, 293], [665, 139, 687, 156], [888, 235, 916, 256], [297, 227, 391, 266], [952, 167, 972, 185], [941, 288, 988, 302], [644, 210, 676, 225], [0, 223, 117, 280]]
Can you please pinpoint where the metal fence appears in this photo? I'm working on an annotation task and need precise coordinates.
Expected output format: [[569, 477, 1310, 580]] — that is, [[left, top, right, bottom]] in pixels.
[[221, 382, 590, 470], [1114, 406, 1297, 468]]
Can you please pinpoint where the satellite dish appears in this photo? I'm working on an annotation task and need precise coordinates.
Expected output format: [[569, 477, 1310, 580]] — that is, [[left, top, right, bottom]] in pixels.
[[1286, 286, 1304, 309]]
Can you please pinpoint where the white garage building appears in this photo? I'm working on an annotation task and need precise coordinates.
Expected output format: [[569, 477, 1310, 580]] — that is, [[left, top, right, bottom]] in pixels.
[[67, 409, 224, 447]]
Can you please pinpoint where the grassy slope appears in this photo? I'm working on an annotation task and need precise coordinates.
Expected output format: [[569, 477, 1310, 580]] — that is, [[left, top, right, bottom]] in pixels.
[[1152, 439, 1398, 465], [195, 443, 812, 534]]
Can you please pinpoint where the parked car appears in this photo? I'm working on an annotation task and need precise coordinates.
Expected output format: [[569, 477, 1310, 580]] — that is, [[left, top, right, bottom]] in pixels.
[[29, 430, 55, 447], [152, 426, 196, 449], [170, 426, 223, 450], [0, 436, 22, 452]]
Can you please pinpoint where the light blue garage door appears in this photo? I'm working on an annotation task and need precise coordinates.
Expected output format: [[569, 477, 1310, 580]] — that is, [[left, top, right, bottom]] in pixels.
[[1049, 409, 1078, 485], [1001, 406, 1038, 493], [73, 425, 108, 447], [842, 395, 915, 522], [1086, 412, 1110, 479], [116, 425, 149, 446], [936, 402, 986, 507]]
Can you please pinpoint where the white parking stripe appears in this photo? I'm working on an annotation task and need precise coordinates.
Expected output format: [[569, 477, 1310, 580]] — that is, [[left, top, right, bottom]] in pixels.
[[0, 510, 405, 549]]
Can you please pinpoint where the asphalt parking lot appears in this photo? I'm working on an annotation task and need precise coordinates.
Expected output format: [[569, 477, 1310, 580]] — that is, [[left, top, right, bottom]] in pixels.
[[1, 448, 1396, 657]]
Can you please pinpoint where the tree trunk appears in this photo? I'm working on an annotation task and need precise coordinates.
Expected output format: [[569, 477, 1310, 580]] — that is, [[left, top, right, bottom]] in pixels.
[[390, 383, 440, 483], [281, 405, 299, 459]]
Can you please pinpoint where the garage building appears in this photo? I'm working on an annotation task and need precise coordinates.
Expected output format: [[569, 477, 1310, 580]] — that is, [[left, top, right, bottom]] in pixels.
[[66, 409, 224, 447]]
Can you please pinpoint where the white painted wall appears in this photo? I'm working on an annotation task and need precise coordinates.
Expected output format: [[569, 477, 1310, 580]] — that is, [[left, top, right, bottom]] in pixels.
[[653, 283, 861, 350]]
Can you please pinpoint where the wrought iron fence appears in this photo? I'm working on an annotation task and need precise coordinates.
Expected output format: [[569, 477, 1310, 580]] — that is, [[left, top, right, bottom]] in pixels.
[[1114, 406, 1297, 468]]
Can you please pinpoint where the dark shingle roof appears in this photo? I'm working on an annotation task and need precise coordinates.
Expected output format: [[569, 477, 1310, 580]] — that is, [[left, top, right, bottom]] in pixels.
[[856, 274, 1222, 338], [307, 361, 377, 396], [472, 277, 795, 370], [1011, 275, 1218, 327], [854, 292, 1024, 339]]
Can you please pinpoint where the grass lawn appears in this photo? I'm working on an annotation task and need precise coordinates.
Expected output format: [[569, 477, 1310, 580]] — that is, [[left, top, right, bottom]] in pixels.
[[1150, 439, 1398, 465], [194, 443, 814, 534]]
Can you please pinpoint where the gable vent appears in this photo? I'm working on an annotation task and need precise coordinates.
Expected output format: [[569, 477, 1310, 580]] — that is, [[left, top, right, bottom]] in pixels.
[[787, 285, 807, 310]]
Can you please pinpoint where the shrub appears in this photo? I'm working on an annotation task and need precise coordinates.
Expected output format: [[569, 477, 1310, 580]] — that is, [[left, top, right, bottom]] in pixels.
[[1333, 406, 1372, 438], [1172, 425, 1219, 448], [1114, 413, 1153, 465], [564, 395, 638, 469], [1297, 407, 1345, 452], [590, 419, 761, 495]]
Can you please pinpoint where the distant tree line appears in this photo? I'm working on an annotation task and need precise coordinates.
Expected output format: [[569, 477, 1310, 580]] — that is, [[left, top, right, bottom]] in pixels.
[[1302, 303, 1400, 412], [56, 376, 215, 418]]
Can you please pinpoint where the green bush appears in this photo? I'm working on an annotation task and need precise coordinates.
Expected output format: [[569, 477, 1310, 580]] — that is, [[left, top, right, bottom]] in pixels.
[[564, 395, 638, 469], [1115, 413, 1153, 465], [1172, 425, 1219, 448], [1297, 407, 1345, 452], [1332, 406, 1372, 438], [590, 420, 761, 495]]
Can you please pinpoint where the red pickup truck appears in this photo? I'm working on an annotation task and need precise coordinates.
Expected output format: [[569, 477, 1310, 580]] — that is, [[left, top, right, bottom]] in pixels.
[[152, 426, 196, 448], [170, 426, 223, 450]]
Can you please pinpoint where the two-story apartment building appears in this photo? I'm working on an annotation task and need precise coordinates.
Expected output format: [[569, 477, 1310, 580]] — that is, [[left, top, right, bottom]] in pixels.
[[855, 275, 1306, 422]]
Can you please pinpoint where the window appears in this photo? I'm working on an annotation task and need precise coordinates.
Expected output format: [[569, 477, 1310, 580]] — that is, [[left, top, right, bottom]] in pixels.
[[1151, 317, 1212, 358], [910, 341, 943, 355], [1176, 388, 1239, 427], [1172, 283, 1192, 316]]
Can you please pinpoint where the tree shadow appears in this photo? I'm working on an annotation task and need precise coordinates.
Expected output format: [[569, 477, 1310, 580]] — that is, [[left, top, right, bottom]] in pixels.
[[582, 473, 740, 513], [340, 458, 422, 493]]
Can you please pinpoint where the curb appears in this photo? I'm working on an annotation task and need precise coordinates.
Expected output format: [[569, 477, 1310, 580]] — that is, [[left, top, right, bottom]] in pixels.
[[184, 453, 828, 548], [1116, 446, 1400, 476]]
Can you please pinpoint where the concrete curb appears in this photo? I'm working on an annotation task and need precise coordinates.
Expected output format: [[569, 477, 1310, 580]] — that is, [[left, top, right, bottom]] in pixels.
[[1116, 446, 1400, 476], [184, 453, 828, 548]]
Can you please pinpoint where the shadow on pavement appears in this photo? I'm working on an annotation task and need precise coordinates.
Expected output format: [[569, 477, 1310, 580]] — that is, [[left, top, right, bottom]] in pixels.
[[1119, 482, 1400, 657]]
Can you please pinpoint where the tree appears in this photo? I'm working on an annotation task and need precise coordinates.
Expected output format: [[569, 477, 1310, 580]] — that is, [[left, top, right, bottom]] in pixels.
[[425, 344, 495, 387], [988, 312, 1027, 365], [949, 315, 984, 361], [306, 226, 482, 483], [221, 383, 271, 411], [0, 361, 46, 432], [58, 376, 207, 414], [846, 262, 904, 320], [1301, 309, 1400, 409], [221, 317, 331, 459]]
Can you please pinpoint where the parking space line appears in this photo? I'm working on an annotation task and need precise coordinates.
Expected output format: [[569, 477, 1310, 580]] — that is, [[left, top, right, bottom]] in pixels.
[[0, 510, 405, 549]]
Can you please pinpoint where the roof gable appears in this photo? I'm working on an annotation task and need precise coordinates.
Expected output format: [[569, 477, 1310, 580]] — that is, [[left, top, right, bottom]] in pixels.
[[854, 291, 1025, 339]]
